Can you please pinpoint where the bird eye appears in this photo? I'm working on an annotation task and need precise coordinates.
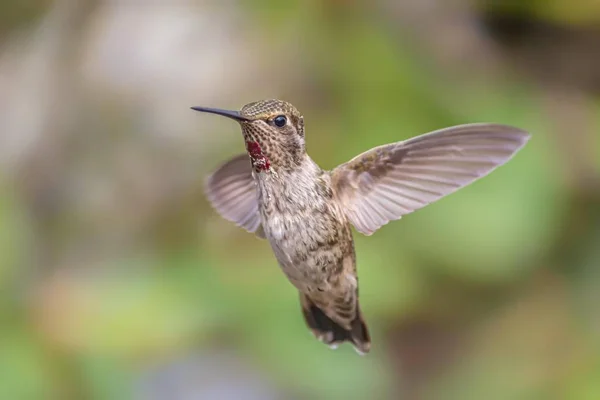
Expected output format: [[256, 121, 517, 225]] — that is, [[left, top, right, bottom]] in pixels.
[[273, 115, 287, 127]]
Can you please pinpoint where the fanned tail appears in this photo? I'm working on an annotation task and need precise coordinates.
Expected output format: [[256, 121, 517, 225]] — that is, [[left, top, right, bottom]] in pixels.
[[300, 293, 371, 354]]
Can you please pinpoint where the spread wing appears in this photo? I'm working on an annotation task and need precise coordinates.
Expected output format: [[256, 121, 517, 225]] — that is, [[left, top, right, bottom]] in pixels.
[[331, 123, 530, 235], [205, 153, 265, 238]]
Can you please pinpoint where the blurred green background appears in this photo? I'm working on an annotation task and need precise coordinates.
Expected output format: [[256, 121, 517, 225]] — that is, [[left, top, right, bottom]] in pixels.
[[1, 1, 600, 399]]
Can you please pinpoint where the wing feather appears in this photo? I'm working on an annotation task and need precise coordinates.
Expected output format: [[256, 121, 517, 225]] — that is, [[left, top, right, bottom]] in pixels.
[[331, 123, 530, 235], [204, 153, 264, 237]]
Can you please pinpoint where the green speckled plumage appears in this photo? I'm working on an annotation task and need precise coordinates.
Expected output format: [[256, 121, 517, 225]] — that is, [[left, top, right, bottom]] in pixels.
[[194, 99, 531, 354]]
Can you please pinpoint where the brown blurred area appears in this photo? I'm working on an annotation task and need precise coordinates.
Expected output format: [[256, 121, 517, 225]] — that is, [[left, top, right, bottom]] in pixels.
[[1, 1, 599, 399]]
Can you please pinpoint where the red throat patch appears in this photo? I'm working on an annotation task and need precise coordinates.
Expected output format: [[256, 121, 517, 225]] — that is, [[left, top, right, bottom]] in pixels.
[[246, 141, 271, 172]]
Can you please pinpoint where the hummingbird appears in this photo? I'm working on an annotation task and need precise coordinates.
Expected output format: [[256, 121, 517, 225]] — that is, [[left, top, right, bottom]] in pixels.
[[192, 99, 530, 354]]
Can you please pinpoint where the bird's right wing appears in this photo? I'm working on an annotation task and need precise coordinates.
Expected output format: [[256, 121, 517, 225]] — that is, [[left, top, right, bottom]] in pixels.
[[205, 153, 265, 238], [330, 124, 530, 236]]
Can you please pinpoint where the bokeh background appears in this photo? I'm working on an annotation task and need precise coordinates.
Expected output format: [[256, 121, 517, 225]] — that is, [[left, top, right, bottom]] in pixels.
[[1, 1, 600, 399]]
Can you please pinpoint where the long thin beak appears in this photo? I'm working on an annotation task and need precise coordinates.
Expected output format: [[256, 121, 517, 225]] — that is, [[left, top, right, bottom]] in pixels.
[[191, 106, 249, 122]]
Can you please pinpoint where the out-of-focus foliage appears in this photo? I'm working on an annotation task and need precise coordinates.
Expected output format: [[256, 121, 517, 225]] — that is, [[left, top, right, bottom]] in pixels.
[[0, 1, 599, 399], [482, 0, 600, 25]]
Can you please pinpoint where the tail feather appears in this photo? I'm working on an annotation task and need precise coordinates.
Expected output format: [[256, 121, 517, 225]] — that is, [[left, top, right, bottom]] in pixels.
[[300, 293, 371, 354]]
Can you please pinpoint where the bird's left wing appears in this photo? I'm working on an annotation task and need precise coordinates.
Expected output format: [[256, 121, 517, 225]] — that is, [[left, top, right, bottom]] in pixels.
[[330, 123, 530, 236], [205, 153, 265, 238]]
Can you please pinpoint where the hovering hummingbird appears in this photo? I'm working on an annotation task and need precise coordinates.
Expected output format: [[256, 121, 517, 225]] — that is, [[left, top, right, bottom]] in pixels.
[[192, 99, 530, 354]]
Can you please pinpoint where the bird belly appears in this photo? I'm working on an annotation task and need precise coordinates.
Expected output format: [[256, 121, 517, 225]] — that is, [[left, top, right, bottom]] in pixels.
[[255, 164, 354, 293], [261, 209, 351, 294]]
